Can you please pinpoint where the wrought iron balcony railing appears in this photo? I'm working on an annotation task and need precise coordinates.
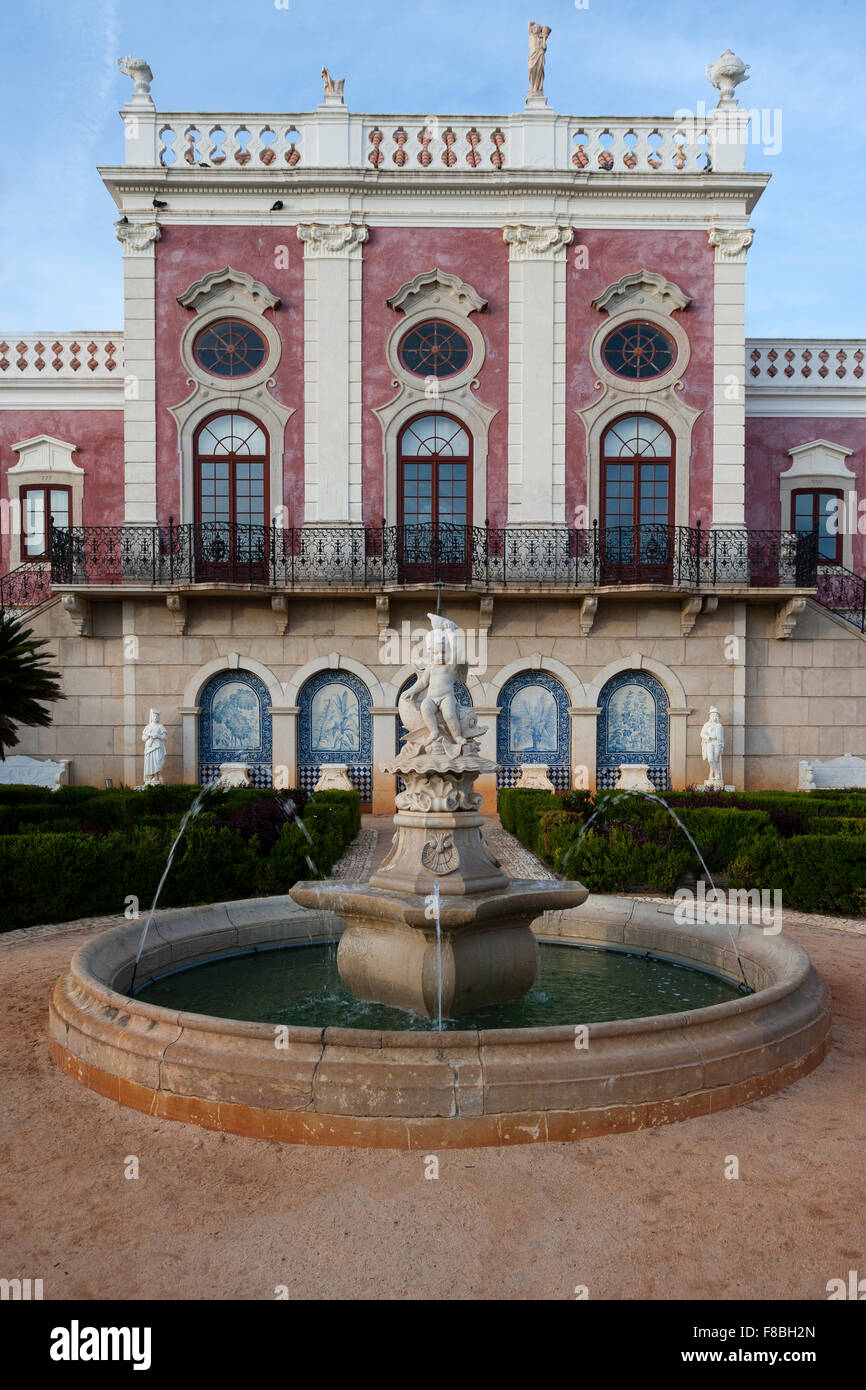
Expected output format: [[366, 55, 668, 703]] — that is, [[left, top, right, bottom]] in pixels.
[[47, 521, 822, 594], [0, 561, 53, 614]]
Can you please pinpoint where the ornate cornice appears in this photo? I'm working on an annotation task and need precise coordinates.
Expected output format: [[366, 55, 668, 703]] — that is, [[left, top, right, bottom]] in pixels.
[[591, 268, 690, 317], [296, 220, 369, 257], [708, 226, 754, 261], [176, 265, 280, 314], [386, 267, 487, 317], [114, 219, 161, 256], [502, 224, 574, 259]]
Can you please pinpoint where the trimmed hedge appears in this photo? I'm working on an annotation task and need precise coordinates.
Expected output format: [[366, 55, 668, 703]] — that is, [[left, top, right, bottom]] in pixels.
[[0, 786, 361, 931], [728, 832, 866, 917], [499, 786, 866, 916]]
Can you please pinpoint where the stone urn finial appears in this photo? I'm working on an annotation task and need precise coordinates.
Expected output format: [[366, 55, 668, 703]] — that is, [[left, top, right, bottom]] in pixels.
[[117, 55, 154, 98], [705, 49, 750, 103]]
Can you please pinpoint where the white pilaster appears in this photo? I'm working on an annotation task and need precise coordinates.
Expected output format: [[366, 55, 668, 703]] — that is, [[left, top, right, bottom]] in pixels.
[[297, 221, 368, 524], [115, 219, 161, 525], [503, 225, 573, 524], [708, 227, 753, 529]]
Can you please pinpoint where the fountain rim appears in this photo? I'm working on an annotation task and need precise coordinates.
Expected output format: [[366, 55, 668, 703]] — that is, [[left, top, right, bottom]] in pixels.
[[48, 892, 830, 1149], [59, 892, 812, 1046]]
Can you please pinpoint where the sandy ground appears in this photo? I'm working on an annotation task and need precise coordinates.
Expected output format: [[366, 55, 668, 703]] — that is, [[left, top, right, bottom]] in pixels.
[[2, 822, 864, 1301]]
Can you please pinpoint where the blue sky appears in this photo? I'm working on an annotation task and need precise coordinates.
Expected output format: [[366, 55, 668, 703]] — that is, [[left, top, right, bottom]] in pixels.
[[1, 0, 863, 336]]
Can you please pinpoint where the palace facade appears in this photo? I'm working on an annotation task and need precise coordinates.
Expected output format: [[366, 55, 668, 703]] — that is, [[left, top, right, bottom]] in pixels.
[[1, 51, 865, 809]]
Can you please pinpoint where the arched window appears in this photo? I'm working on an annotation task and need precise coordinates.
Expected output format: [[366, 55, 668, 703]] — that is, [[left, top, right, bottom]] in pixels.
[[398, 413, 472, 580], [600, 415, 674, 581], [194, 411, 269, 578]]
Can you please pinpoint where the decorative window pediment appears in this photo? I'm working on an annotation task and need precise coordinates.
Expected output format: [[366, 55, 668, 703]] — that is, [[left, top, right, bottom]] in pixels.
[[387, 268, 487, 319], [782, 439, 855, 481], [9, 435, 83, 477], [591, 270, 690, 319], [177, 266, 280, 317], [780, 440, 856, 569]]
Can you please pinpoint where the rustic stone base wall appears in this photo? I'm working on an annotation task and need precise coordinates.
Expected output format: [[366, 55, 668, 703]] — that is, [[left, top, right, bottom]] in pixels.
[[16, 590, 866, 802]]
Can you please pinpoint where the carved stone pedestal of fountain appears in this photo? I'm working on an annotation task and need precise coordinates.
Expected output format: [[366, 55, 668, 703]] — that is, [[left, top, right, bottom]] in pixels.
[[291, 612, 588, 1019]]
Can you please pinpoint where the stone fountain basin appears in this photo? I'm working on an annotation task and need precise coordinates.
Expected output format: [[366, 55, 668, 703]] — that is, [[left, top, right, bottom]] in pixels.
[[49, 895, 831, 1149]]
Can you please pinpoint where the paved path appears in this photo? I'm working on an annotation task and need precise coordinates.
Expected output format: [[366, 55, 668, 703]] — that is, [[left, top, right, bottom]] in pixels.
[[1, 820, 864, 1300]]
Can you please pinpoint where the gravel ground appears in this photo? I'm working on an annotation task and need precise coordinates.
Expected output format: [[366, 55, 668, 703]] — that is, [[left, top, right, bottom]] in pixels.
[[1, 821, 863, 1301]]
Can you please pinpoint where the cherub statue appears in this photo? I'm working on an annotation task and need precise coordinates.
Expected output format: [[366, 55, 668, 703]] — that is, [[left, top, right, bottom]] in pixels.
[[700, 706, 725, 789], [527, 22, 552, 97], [398, 615, 486, 759], [321, 67, 346, 98]]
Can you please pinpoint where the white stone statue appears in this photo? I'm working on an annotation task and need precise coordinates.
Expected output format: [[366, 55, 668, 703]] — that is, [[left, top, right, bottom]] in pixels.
[[398, 614, 485, 760], [705, 49, 750, 102], [700, 707, 725, 789], [117, 56, 154, 97], [321, 67, 345, 99], [527, 22, 551, 98], [141, 709, 167, 786]]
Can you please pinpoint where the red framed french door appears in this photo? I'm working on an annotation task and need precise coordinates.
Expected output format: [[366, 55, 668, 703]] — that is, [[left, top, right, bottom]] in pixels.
[[600, 414, 674, 583], [194, 412, 269, 580], [791, 488, 844, 565], [397, 413, 472, 581]]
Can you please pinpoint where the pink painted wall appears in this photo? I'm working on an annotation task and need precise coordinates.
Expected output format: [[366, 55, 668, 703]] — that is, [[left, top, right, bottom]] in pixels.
[[154, 226, 305, 525], [566, 230, 715, 528], [0, 409, 123, 573], [361, 228, 509, 526], [746, 415, 866, 571]]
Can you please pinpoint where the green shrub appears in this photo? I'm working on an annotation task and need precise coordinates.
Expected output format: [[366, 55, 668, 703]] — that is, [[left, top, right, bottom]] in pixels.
[[311, 788, 362, 837], [674, 808, 772, 868], [808, 816, 866, 836], [0, 785, 56, 804], [0, 782, 361, 931], [727, 830, 866, 916]]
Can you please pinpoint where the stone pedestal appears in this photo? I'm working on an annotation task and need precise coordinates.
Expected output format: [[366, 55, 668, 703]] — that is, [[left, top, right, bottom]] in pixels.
[[291, 748, 588, 1018], [369, 753, 506, 897], [615, 763, 655, 794], [218, 762, 252, 788], [314, 763, 354, 792], [515, 764, 555, 791]]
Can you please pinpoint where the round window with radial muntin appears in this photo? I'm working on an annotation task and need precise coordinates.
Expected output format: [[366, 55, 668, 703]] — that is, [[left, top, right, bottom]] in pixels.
[[399, 320, 472, 378], [193, 319, 269, 378], [601, 321, 676, 380]]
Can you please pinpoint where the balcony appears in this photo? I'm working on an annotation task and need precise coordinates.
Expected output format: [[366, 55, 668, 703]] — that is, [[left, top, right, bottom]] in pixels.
[[46, 521, 821, 594]]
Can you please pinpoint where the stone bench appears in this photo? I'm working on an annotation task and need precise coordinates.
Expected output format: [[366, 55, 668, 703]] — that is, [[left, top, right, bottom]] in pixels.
[[0, 756, 72, 790], [798, 754, 866, 791]]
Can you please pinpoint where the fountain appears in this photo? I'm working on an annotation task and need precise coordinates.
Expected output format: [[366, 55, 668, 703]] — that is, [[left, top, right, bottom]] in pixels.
[[47, 613, 832, 1148], [290, 614, 588, 1017]]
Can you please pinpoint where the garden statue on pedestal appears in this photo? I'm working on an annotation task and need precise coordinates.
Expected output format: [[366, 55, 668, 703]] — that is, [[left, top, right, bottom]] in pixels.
[[141, 709, 167, 787], [700, 707, 725, 790]]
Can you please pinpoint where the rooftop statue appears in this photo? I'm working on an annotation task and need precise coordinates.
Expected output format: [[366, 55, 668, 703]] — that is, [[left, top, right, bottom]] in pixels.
[[705, 49, 750, 103], [117, 56, 153, 98], [527, 21, 552, 98], [321, 67, 346, 99]]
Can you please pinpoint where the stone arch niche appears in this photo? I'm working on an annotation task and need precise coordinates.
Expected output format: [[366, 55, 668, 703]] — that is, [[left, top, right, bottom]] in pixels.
[[297, 669, 373, 803], [197, 669, 273, 786], [497, 670, 571, 790], [596, 669, 670, 791]]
